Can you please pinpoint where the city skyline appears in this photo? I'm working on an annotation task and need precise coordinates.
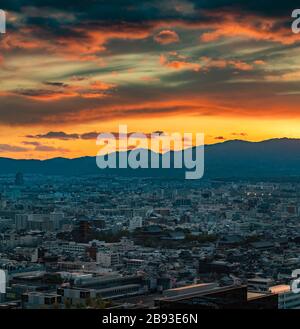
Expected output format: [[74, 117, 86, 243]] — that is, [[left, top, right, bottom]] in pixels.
[[1, 1, 300, 314]]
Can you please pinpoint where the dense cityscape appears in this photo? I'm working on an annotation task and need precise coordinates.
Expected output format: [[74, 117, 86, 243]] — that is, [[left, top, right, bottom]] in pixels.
[[1, 0, 300, 318], [0, 173, 299, 309]]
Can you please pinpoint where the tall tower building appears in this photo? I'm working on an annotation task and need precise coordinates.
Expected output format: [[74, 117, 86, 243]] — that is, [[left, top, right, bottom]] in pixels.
[[15, 172, 24, 186]]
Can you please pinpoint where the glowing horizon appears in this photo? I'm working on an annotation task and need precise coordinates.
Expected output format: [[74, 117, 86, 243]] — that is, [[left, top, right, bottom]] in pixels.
[[1, 2, 300, 159]]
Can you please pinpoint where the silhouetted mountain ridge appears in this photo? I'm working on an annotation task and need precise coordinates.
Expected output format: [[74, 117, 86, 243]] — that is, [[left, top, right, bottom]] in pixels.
[[1, 138, 300, 179]]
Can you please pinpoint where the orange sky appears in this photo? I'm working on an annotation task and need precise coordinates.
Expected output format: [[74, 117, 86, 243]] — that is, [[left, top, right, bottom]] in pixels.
[[1, 3, 300, 159]]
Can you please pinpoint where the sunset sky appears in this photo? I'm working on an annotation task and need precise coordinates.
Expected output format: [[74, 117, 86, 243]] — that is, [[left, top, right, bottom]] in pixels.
[[0, 1, 300, 159]]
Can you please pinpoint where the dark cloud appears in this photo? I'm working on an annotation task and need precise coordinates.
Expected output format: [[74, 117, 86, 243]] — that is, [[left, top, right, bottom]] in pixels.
[[1, 1, 295, 61], [34, 144, 69, 152], [22, 141, 40, 146], [43, 82, 69, 87], [192, 1, 297, 17], [14, 89, 69, 98], [27, 131, 80, 140], [27, 131, 167, 141], [231, 132, 248, 137], [154, 30, 180, 44], [80, 132, 99, 140], [3, 1, 296, 19], [0, 144, 28, 152], [0, 0, 299, 128], [2, 73, 300, 126]]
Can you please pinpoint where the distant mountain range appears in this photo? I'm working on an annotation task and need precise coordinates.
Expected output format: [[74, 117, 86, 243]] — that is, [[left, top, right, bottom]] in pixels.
[[2, 138, 300, 179]]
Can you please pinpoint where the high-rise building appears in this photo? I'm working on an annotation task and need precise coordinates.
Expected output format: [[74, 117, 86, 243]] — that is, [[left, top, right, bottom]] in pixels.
[[129, 216, 143, 232], [15, 214, 28, 231], [15, 172, 24, 186], [96, 250, 120, 268]]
